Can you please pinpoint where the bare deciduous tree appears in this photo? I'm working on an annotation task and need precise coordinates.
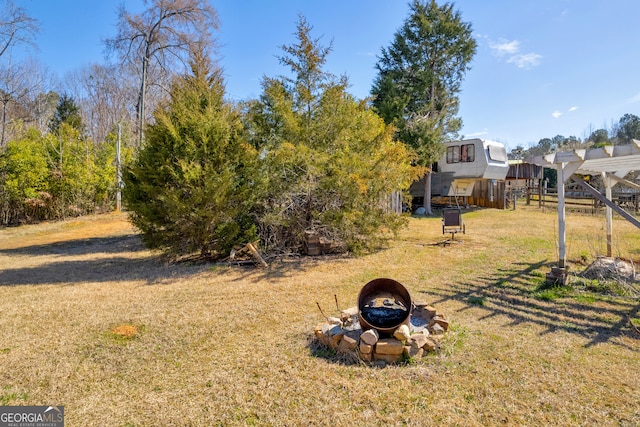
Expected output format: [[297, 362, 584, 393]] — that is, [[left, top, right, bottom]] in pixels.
[[0, 0, 39, 59], [104, 0, 219, 146], [64, 63, 138, 144], [0, 58, 49, 146]]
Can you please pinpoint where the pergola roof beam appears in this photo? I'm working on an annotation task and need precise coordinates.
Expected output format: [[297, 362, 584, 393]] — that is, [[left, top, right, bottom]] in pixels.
[[605, 172, 640, 191]]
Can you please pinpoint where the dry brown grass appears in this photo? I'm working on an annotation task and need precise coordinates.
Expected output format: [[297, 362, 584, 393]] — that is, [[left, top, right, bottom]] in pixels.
[[0, 207, 638, 426]]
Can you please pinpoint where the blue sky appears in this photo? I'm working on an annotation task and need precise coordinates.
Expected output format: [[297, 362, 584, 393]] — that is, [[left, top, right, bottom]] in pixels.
[[16, 0, 640, 151]]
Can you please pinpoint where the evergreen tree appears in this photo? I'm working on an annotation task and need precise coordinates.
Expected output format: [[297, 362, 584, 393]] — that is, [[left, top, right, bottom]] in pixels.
[[371, 0, 476, 214], [615, 113, 640, 144], [123, 47, 259, 257], [48, 94, 84, 134], [246, 16, 415, 254]]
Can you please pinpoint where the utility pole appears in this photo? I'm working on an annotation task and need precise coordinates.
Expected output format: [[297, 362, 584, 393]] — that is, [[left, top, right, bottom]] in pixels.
[[116, 123, 122, 212]]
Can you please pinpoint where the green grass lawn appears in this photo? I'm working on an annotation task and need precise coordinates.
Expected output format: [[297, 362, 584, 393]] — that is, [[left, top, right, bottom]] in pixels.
[[0, 206, 638, 426]]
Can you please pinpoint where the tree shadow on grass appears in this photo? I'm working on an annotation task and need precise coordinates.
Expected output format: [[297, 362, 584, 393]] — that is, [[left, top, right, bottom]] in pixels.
[[0, 235, 204, 286], [307, 339, 364, 366], [0, 233, 345, 287], [0, 234, 146, 256], [226, 253, 357, 285], [418, 259, 640, 350]]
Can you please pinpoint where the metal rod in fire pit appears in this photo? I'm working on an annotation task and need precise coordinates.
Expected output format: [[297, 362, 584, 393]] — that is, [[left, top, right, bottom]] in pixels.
[[316, 302, 329, 321]]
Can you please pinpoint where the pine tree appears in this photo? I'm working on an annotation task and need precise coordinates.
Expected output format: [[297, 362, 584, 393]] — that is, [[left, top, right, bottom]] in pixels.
[[123, 47, 259, 257], [371, 0, 476, 213], [48, 94, 84, 135]]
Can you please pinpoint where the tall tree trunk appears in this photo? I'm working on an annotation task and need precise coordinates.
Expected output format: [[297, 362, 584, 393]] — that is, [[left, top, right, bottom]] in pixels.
[[422, 168, 433, 215], [137, 56, 148, 147], [1, 100, 6, 148]]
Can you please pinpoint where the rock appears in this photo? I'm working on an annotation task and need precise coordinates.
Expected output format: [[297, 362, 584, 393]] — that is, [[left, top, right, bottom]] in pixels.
[[415, 207, 427, 215], [327, 317, 342, 326], [582, 257, 638, 282], [359, 342, 373, 354], [328, 324, 344, 338], [407, 333, 430, 349], [375, 338, 404, 355], [321, 323, 333, 335], [412, 303, 437, 324], [373, 353, 401, 364], [330, 335, 342, 349], [413, 300, 428, 308], [424, 305, 438, 317], [393, 324, 411, 342], [327, 324, 344, 349], [404, 345, 424, 359], [423, 337, 438, 352], [360, 329, 379, 346], [345, 329, 362, 343], [338, 335, 358, 352], [340, 306, 359, 318], [429, 323, 445, 335], [432, 316, 449, 331], [314, 324, 331, 346], [340, 307, 359, 326]]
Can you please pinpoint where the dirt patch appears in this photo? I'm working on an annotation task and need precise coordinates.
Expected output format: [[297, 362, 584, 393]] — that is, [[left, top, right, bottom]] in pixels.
[[110, 324, 139, 339]]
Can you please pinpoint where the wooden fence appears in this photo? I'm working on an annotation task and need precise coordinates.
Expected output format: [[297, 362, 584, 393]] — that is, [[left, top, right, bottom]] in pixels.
[[528, 187, 639, 215]]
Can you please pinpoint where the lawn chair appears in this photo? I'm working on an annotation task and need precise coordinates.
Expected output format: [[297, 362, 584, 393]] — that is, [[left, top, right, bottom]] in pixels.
[[442, 208, 465, 240]]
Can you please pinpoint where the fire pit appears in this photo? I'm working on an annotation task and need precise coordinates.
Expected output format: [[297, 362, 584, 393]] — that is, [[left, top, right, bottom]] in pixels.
[[358, 278, 411, 336], [313, 278, 450, 365]]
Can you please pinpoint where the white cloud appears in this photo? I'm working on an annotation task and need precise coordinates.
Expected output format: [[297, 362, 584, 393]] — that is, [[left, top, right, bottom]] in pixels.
[[552, 111, 563, 119], [628, 92, 640, 104], [488, 38, 542, 69], [489, 39, 520, 57], [568, 106, 578, 112], [507, 53, 542, 69]]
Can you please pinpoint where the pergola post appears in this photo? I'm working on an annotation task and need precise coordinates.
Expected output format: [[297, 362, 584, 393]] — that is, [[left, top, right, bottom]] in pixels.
[[557, 163, 566, 269], [546, 161, 570, 285], [602, 172, 613, 257]]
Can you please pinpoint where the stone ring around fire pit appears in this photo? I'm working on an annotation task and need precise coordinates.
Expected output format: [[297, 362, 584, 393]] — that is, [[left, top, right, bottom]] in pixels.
[[313, 278, 450, 365]]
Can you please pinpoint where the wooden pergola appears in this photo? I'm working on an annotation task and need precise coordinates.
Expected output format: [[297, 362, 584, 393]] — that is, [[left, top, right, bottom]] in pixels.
[[530, 139, 640, 284]]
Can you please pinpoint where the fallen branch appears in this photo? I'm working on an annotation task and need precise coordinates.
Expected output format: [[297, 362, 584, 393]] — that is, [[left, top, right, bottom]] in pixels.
[[247, 242, 268, 268], [227, 243, 268, 268]]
